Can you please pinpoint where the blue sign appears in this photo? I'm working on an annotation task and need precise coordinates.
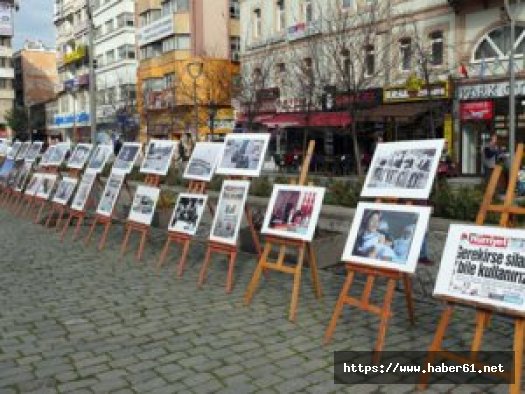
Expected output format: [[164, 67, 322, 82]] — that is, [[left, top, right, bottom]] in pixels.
[[54, 112, 90, 127]]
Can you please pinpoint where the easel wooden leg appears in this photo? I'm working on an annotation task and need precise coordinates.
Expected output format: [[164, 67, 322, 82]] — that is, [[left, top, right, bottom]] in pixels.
[[402, 274, 415, 325], [373, 278, 396, 363], [120, 227, 132, 258], [307, 243, 322, 299], [177, 239, 191, 277], [56, 207, 65, 230], [45, 206, 54, 227], [198, 246, 213, 288], [511, 318, 524, 394], [60, 214, 73, 241], [136, 230, 147, 261], [226, 250, 237, 294], [324, 270, 355, 344], [73, 215, 84, 240], [34, 201, 46, 224], [289, 244, 305, 322], [245, 205, 261, 257], [471, 310, 490, 355], [244, 242, 272, 305], [418, 304, 454, 389], [156, 237, 172, 272], [98, 221, 111, 251]]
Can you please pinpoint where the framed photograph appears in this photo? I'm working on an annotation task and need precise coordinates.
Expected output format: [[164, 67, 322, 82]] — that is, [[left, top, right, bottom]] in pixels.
[[71, 172, 97, 211], [15, 141, 31, 160], [87, 144, 112, 173], [341, 202, 431, 274], [261, 185, 326, 242], [67, 143, 93, 169], [168, 193, 208, 236], [209, 180, 250, 245], [46, 143, 70, 167], [434, 225, 525, 317], [216, 133, 270, 177], [96, 172, 125, 217], [14, 162, 32, 192], [25, 141, 44, 162], [25, 173, 42, 195], [0, 140, 8, 156], [361, 139, 444, 200], [52, 177, 78, 205], [112, 142, 141, 174], [39, 145, 55, 166], [140, 139, 176, 176], [183, 142, 223, 182], [35, 174, 58, 199], [0, 158, 15, 185], [7, 141, 21, 159], [128, 185, 160, 225]]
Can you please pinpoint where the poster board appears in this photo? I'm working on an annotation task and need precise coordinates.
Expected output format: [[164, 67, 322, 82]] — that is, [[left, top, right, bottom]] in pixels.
[[183, 142, 223, 182], [67, 143, 93, 169], [96, 172, 125, 217], [168, 193, 208, 236], [7, 141, 21, 159], [45, 143, 70, 167], [434, 224, 525, 316], [361, 139, 444, 200], [261, 184, 325, 242], [216, 133, 270, 178], [128, 185, 160, 225], [209, 180, 250, 246], [71, 172, 97, 211], [25, 141, 44, 163], [15, 141, 31, 160], [341, 202, 431, 274], [0, 157, 15, 185], [35, 174, 57, 199], [14, 162, 32, 192], [112, 142, 141, 174], [86, 145, 112, 173], [24, 173, 42, 196], [140, 139, 176, 176], [52, 177, 78, 205]]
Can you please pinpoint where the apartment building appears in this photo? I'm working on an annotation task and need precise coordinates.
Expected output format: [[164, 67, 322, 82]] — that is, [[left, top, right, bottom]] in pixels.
[[92, 0, 138, 141], [0, 1, 17, 139], [136, 0, 240, 142]]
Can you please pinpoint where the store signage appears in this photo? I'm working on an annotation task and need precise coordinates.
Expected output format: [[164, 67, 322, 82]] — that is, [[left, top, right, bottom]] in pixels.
[[384, 81, 449, 103], [276, 97, 317, 113], [460, 101, 494, 121], [323, 86, 382, 110], [137, 14, 174, 47], [53, 112, 90, 127], [456, 80, 525, 100]]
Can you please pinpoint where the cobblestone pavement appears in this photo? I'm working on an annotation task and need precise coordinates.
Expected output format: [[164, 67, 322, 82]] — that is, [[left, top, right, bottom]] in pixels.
[[0, 209, 514, 393]]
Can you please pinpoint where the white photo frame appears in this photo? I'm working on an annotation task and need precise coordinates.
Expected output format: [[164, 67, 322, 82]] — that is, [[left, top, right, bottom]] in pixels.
[[216, 133, 270, 177], [341, 202, 431, 274], [434, 224, 525, 316], [25, 173, 42, 195], [52, 177, 78, 205], [183, 142, 223, 182], [8, 141, 21, 159], [140, 139, 176, 176], [86, 144, 112, 173], [71, 172, 97, 211], [128, 185, 160, 225], [361, 139, 444, 200], [209, 180, 250, 246], [168, 193, 208, 236], [112, 142, 141, 174], [67, 143, 93, 169], [25, 141, 44, 162], [14, 162, 32, 192], [96, 172, 125, 217], [261, 184, 326, 242], [16, 142, 31, 160], [44, 143, 70, 167], [35, 174, 58, 199]]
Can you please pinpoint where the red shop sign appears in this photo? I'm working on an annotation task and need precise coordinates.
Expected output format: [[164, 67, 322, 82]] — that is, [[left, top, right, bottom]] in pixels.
[[460, 101, 494, 121]]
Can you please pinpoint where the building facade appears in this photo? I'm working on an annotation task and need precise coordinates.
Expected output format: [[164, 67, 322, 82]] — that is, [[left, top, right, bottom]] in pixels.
[[136, 0, 240, 142], [0, 1, 17, 139], [92, 0, 138, 141]]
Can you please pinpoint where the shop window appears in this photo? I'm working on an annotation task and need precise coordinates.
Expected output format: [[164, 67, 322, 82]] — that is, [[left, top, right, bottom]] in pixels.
[[429, 31, 443, 66]]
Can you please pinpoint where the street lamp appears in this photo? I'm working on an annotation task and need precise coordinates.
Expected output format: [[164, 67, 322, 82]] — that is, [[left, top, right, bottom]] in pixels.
[[208, 100, 217, 141], [187, 61, 203, 140]]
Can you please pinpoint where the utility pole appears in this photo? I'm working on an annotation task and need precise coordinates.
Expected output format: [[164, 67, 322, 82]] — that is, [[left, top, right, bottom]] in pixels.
[[87, 0, 97, 143]]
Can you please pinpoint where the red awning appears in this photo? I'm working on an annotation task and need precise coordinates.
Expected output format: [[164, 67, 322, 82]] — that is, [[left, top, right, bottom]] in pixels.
[[262, 111, 352, 128]]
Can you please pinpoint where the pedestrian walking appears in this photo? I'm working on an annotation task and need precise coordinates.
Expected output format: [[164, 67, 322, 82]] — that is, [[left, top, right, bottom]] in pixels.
[[482, 134, 499, 183]]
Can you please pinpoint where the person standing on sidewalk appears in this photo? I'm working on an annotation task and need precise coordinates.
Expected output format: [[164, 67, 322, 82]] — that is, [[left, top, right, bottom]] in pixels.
[[482, 134, 499, 183]]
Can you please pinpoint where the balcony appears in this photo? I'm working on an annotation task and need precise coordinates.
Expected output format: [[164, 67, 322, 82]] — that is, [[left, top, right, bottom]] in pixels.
[[0, 68, 14, 79], [0, 90, 14, 100], [287, 20, 320, 42], [137, 15, 174, 47], [63, 45, 87, 65]]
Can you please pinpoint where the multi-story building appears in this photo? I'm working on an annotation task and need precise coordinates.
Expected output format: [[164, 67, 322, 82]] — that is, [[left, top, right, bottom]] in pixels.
[[136, 0, 240, 142], [92, 0, 138, 141], [0, 1, 18, 139], [53, 0, 92, 142], [13, 40, 59, 137]]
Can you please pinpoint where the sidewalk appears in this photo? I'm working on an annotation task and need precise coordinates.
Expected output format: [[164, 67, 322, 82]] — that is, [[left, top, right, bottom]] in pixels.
[[0, 210, 510, 393]]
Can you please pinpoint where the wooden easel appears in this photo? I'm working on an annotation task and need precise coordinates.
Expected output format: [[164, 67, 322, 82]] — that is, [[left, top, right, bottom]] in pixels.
[[119, 174, 161, 261], [244, 140, 322, 321], [45, 168, 82, 230], [156, 179, 209, 277], [323, 197, 416, 362], [419, 144, 525, 394]]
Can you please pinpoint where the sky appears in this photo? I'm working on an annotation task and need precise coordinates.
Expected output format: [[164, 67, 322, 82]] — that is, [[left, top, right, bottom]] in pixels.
[[13, 0, 55, 50]]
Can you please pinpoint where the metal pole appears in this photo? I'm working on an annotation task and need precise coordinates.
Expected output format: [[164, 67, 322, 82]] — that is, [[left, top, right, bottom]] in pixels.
[[194, 79, 198, 139], [87, 0, 97, 143], [505, 0, 517, 162]]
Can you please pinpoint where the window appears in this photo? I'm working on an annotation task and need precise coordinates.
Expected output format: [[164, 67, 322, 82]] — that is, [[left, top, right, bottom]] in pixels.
[[230, 0, 240, 18], [473, 25, 525, 61], [0, 57, 12, 68], [365, 45, 375, 75], [104, 19, 114, 34], [341, 0, 353, 8], [162, 34, 191, 52], [117, 12, 134, 28], [230, 36, 240, 62], [164, 73, 176, 88], [140, 42, 163, 59], [94, 25, 102, 38], [107, 86, 117, 103], [0, 78, 11, 89], [120, 84, 136, 102], [275, 63, 286, 87], [276, 0, 285, 32], [303, 0, 312, 22], [253, 8, 261, 39], [161, 0, 189, 15], [341, 49, 350, 76], [118, 44, 135, 60], [97, 89, 105, 105], [95, 55, 104, 68], [105, 49, 115, 64], [400, 38, 411, 71], [139, 9, 161, 27], [429, 31, 443, 66], [0, 37, 11, 47]]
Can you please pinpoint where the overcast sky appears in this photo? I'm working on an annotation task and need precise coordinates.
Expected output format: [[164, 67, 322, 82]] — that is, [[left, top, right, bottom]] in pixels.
[[14, 0, 55, 50]]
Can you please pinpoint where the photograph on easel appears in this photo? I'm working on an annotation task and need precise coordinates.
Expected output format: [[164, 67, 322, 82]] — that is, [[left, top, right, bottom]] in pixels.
[[15, 142, 31, 160], [434, 224, 525, 315], [24, 174, 42, 195], [261, 185, 326, 242], [67, 143, 93, 169], [14, 162, 32, 192], [140, 140, 176, 176], [35, 174, 58, 199], [0, 158, 15, 185], [25, 142, 44, 162], [7, 141, 22, 159], [128, 185, 160, 225], [183, 142, 223, 182], [209, 180, 250, 245], [86, 145, 112, 173], [362, 139, 444, 200], [168, 193, 208, 236], [112, 142, 141, 174], [96, 172, 125, 217], [216, 133, 270, 177], [342, 203, 431, 273], [52, 177, 78, 205], [45, 143, 70, 167], [71, 172, 97, 211], [7, 160, 24, 188]]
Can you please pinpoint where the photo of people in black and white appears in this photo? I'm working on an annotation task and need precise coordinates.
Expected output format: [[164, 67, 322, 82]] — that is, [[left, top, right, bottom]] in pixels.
[[36, 174, 57, 199], [169, 194, 207, 236], [47, 143, 69, 166], [68, 144, 93, 169], [217, 134, 270, 177], [6, 160, 24, 188], [71, 172, 96, 211], [129, 186, 160, 225], [141, 140, 175, 175], [53, 178, 78, 205], [210, 181, 249, 244], [25, 142, 43, 162], [97, 173, 124, 216], [113, 143, 141, 173], [14, 163, 32, 191]]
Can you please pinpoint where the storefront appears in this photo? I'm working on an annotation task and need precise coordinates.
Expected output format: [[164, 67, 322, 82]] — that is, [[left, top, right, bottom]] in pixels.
[[456, 79, 525, 175]]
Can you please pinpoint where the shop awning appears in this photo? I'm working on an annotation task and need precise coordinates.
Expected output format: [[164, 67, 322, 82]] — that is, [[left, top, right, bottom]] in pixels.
[[356, 101, 445, 122], [262, 111, 352, 128]]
